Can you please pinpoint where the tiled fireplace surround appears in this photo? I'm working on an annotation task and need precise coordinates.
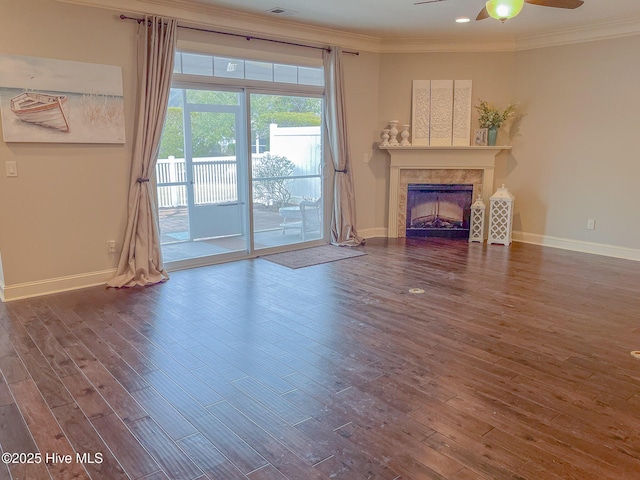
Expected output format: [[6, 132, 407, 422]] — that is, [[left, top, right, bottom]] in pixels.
[[380, 146, 510, 238]]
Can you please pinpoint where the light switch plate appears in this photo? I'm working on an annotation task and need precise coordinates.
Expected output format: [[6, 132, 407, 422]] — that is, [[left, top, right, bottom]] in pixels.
[[5, 161, 17, 177]]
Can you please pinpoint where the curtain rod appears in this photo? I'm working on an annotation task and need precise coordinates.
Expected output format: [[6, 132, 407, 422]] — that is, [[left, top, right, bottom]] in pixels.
[[119, 15, 359, 56]]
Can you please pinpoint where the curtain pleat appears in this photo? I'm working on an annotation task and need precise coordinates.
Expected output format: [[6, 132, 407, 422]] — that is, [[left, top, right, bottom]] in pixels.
[[108, 16, 177, 288], [323, 47, 364, 247]]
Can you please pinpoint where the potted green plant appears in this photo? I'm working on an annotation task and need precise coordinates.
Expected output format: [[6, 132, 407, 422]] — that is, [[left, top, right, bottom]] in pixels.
[[475, 100, 515, 146]]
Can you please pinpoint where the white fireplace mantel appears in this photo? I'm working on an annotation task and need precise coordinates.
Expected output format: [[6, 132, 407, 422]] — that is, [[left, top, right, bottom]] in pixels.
[[380, 145, 511, 238]]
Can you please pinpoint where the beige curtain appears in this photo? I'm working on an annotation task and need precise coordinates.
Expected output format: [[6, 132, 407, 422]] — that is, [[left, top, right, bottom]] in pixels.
[[323, 47, 363, 246], [108, 16, 177, 288]]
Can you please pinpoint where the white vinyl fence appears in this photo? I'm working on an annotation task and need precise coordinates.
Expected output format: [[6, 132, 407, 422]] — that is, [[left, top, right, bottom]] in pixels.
[[156, 156, 238, 207], [156, 153, 321, 208]]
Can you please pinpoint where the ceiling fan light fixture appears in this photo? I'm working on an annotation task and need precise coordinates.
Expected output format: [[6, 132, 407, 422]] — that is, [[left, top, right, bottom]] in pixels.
[[485, 0, 524, 22]]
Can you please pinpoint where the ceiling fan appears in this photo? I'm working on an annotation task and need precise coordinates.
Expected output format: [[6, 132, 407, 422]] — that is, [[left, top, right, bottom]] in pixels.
[[414, 0, 584, 22]]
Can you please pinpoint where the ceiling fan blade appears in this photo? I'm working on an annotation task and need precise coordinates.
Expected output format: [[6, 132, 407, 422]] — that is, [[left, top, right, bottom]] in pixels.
[[414, 0, 447, 4], [524, 0, 584, 8], [476, 6, 490, 20]]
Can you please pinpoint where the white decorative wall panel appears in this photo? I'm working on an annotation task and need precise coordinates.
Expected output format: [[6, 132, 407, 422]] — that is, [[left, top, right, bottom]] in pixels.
[[411, 80, 431, 146], [429, 80, 454, 146], [453, 80, 472, 146], [410, 79, 472, 147]]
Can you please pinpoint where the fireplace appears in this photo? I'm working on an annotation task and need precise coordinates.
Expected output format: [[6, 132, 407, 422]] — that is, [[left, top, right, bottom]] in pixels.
[[379, 146, 509, 238], [406, 184, 473, 238]]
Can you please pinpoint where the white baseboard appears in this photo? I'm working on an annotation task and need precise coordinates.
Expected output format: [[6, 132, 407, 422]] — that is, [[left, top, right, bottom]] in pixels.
[[357, 227, 640, 262], [1, 269, 117, 302], [359, 227, 388, 239], [513, 231, 640, 262]]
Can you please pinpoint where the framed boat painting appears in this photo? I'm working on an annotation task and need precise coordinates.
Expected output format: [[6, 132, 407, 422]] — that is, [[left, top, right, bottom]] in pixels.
[[0, 54, 125, 143]]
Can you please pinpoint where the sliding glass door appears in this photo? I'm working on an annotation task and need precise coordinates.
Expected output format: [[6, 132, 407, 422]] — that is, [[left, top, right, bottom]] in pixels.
[[250, 93, 324, 250], [185, 91, 245, 241], [156, 86, 325, 264], [157, 88, 248, 262]]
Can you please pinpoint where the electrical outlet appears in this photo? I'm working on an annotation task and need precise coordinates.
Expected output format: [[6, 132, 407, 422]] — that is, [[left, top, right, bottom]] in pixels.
[[587, 219, 595, 230], [107, 240, 116, 253]]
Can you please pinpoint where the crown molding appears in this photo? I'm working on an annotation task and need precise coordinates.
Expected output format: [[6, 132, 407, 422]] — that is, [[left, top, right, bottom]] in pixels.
[[54, 0, 382, 53], [54, 0, 640, 54], [378, 37, 517, 54], [514, 16, 640, 51]]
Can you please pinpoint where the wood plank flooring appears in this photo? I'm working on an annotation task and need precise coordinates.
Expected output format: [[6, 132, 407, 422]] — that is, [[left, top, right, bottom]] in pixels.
[[1, 238, 640, 479]]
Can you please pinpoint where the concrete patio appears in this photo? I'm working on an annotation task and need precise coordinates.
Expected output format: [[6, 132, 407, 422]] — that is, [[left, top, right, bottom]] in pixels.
[[158, 205, 322, 263]]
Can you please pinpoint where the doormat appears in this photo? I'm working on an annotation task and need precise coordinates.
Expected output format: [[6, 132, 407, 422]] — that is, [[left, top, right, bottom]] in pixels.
[[261, 245, 366, 269]]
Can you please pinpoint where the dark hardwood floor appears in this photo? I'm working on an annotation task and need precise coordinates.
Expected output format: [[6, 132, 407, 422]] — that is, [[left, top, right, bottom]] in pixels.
[[1, 237, 640, 479]]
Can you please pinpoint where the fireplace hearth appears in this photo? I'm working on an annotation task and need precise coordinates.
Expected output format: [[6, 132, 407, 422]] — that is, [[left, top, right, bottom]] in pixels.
[[406, 184, 473, 238]]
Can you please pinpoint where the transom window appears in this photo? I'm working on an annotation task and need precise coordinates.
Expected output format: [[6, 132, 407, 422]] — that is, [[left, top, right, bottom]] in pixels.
[[173, 51, 324, 86]]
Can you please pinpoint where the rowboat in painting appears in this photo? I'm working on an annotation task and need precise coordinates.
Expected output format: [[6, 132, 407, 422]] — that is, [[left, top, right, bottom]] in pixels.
[[10, 91, 70, 132]]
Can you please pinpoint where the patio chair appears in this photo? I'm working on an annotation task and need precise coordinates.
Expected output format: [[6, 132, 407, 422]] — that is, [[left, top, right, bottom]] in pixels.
[[278, 205, 302, 234], [299, 198, 322, 240], [279, 199, 321, 239]]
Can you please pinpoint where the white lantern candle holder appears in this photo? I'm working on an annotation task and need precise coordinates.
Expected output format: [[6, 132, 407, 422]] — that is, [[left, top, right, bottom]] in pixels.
[[488, 184, 515, 246], [469, 197, 486, 243]]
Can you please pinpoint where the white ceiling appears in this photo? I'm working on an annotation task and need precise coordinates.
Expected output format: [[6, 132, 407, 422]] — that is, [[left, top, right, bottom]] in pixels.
[[186, 0, 640, 43]]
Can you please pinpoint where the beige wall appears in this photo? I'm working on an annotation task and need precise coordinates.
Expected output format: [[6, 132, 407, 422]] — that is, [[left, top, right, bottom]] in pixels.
[[0, 0, 135, 294], [2, 0, 640, 298], [340, 50, 384, 235], [511, 37, 640, 249]]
